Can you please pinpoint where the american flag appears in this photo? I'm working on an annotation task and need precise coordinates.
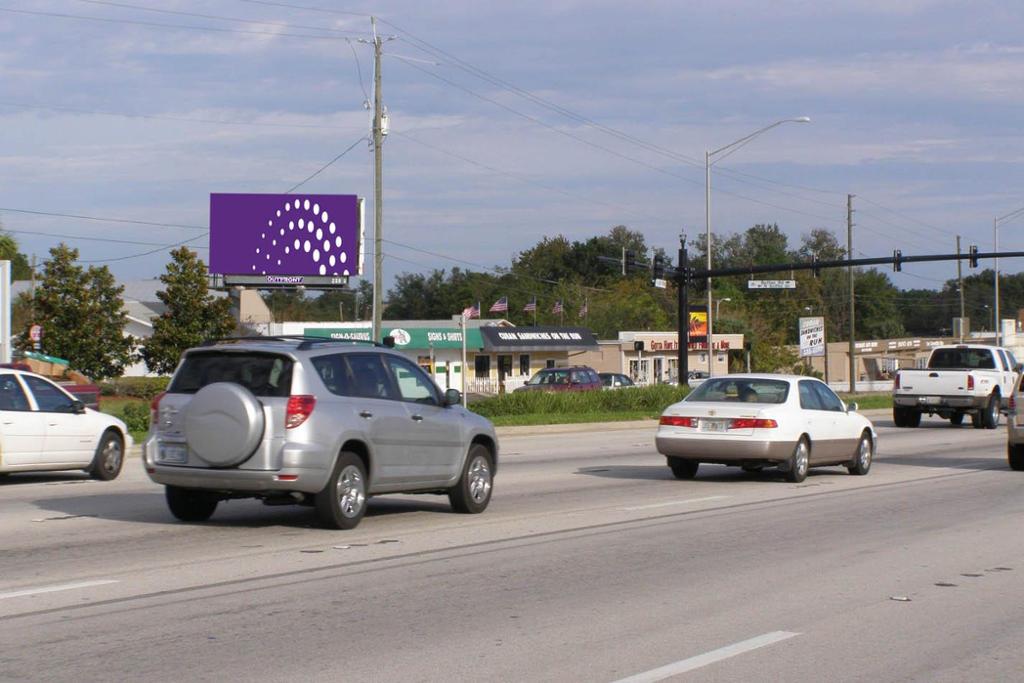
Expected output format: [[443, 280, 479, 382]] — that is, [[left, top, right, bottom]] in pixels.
[[462, 302, 480, 319], [579, 299, 588, 318], [489, 296, 509, 313], [552, 300, 563, 314], [523, 296, 537, 312]]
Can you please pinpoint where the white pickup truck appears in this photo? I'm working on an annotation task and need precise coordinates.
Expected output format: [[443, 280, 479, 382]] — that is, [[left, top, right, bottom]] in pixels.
[[893, 344, 1021, 428]]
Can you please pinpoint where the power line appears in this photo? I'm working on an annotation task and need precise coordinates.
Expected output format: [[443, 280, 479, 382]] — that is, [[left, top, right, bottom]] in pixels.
[[0, 6, 359, 41], [2, 228, 209, 249], [0, 101, 363, 132], [68, 0, 365, 36], [78, 234, 209, 263], [392, 130, 673, 225], [0, 207, 207, 231], [285, 136, 368, 193]]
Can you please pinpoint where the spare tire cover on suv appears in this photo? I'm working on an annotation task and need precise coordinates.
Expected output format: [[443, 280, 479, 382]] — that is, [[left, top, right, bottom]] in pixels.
[[183, 382, 265, 467]]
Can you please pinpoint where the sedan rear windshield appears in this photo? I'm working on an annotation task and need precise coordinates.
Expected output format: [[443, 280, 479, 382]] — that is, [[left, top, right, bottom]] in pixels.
[[928, 348, 996, 370], [169, 352, 293, 397], [686, 378, 789, 404]]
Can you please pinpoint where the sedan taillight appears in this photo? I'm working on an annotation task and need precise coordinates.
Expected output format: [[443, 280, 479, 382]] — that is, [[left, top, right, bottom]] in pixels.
[[660, 415, 697, 428], [729, 418, 778, 429], [285, 395, 316, 429]]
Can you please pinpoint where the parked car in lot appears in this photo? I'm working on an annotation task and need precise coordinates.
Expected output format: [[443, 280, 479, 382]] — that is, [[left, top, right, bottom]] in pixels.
[[656, 374, 876, 483], [513, 366, 602, 392], [0, 369, 129, 479], [143, 336, 498, 529], [1008, 373, 1024, 471], [599, 372, 635, 389], [893, 344, 1020, 429]]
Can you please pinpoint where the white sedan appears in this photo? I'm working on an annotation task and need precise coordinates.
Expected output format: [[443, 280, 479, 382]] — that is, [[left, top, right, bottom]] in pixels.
[[656, 374, 876, 483], [0, 369, 131, 479]]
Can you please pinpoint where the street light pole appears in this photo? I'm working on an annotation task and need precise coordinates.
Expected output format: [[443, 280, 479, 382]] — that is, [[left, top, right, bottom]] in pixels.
[[704, 117, 810, 378], [715, 297, 731, 319], [993, 206, 1024, 346]]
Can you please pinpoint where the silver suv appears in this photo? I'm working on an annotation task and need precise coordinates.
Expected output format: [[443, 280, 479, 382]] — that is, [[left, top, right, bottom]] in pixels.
[[142, 336, 498, 529]]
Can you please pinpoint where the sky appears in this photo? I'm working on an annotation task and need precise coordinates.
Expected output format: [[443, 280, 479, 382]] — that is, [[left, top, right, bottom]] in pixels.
[[2, 0, 1024, 296]]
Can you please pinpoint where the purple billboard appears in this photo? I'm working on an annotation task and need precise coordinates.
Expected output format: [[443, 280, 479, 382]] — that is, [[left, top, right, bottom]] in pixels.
[[209, 193, 362, 280]]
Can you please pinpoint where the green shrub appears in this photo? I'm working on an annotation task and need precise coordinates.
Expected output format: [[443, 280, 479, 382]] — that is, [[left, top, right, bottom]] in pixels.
[[98, 376, 171, 400], [120, 402, 151, 433], [472, 384, 690, 418]]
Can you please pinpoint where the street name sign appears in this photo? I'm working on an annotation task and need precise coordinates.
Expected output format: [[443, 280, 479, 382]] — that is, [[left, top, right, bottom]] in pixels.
[[748, 280, 796, 289]]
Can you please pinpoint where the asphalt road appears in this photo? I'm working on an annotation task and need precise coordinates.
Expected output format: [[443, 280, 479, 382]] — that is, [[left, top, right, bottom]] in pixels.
[[1, 414, 1022, 682]]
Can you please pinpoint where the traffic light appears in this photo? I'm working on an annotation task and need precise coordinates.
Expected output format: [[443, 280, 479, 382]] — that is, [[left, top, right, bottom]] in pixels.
[[652, 253, 665, 280], [969, 245, 978, 268], [892, 249, 902, 272]]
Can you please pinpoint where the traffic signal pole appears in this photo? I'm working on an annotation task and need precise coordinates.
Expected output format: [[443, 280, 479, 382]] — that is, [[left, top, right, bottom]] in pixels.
[[678, 236, 688, 386]]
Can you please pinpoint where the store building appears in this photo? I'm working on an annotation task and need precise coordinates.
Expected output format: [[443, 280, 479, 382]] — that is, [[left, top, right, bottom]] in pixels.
[[576, 331, 745, 384]]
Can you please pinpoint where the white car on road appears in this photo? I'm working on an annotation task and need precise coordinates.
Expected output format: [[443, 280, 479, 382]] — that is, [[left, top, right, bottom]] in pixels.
[[656, 374, 877, 482], [0, 369, 130, 479]]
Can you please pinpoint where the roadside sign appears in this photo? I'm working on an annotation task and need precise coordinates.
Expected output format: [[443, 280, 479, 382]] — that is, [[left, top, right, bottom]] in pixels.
[[799, 317, 825, 357], [748, 279, 796, 289], [29, 325, 42, 342], [652, 278, 667, 289]]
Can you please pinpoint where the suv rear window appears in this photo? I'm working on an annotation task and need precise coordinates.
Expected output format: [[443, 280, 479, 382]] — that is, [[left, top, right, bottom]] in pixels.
[[169, 352, 293, 397], [928, 348, 996, 370]]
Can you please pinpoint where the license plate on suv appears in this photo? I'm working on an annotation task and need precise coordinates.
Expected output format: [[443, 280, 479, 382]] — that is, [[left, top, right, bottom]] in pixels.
[[158, 444, 188, 464]]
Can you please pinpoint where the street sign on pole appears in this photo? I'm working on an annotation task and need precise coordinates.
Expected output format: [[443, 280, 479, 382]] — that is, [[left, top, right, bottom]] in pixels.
[[29, 324, 42, 351], [748, 279, 796, 289]]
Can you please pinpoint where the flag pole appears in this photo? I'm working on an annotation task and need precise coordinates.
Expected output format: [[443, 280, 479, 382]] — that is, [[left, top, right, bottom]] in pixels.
[[460, 312, 468, 407]]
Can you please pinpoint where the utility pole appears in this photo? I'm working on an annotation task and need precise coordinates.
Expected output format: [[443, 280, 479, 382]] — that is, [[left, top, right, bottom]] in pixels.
[[956, 235, 965, 341], [371, 16, 384, 343], [847, 194, 856, 393]]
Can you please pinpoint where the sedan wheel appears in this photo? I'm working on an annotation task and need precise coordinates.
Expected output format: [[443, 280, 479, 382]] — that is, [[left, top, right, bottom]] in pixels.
[[89, 431, 124, 481], [847, 433, 873, 476], [668, 457, 699, 480], [785, 439, 809, 483], [1009, 444, 1024, 471]]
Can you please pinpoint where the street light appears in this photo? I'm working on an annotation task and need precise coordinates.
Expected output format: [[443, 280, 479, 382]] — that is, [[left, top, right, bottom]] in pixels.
[[715, 297, 732, 319], [705, 116, 811, 377], [993, 206, 1024, 346]]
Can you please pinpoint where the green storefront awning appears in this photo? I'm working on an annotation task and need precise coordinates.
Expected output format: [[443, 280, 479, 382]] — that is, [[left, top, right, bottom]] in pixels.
[[304, 326, 483, 350]]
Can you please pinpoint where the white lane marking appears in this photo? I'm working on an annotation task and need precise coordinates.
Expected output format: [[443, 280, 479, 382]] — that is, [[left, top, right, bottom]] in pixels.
[[0, 580, 118, 601], [612, 631, 800, 683], [621, 495, 728, 511]]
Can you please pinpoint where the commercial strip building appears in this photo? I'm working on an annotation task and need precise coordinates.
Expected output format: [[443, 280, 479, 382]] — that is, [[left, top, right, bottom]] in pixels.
[[264, 319, 598, 394]]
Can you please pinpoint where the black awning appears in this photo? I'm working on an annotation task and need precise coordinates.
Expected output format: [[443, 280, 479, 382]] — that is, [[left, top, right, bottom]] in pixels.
[[479, 326, 598, 352]]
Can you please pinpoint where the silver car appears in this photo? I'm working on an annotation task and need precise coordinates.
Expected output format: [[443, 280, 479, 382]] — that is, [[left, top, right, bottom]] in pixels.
[[143, 336, 498, 529], [1009, 373, 1024, 471]]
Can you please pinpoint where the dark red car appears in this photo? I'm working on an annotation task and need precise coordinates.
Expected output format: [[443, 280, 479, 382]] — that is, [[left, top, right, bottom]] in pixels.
[[514, 366, 603, 392]]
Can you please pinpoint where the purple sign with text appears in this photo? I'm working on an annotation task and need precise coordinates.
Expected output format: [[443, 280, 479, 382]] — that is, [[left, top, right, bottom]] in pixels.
[[209, 193, 362, 278]]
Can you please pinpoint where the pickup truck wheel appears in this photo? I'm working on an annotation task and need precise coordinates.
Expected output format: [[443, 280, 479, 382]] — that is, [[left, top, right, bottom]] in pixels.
[[88, 430, 124, 481], [971, 411, 984, 428], [949, 412, 964, 426], [165, 486, 218, 522], [315, 452, 368, 529], [1009, 444, 1024, 471], [901, 408, 921, 428], [847, 432, 873, 476], [785, 439, 810, 483], [668, 457, 699, 480], [449, 444, 494, 514], [982, 393, 1000, 429], [892, 406, 906, 427]]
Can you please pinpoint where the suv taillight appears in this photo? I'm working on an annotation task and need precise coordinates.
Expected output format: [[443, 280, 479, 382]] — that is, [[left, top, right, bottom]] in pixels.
[[286, 395, 316, 429], [894, 373, 900, 390], [967, 375, 975, 391], [150, 391, 166, 425]]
